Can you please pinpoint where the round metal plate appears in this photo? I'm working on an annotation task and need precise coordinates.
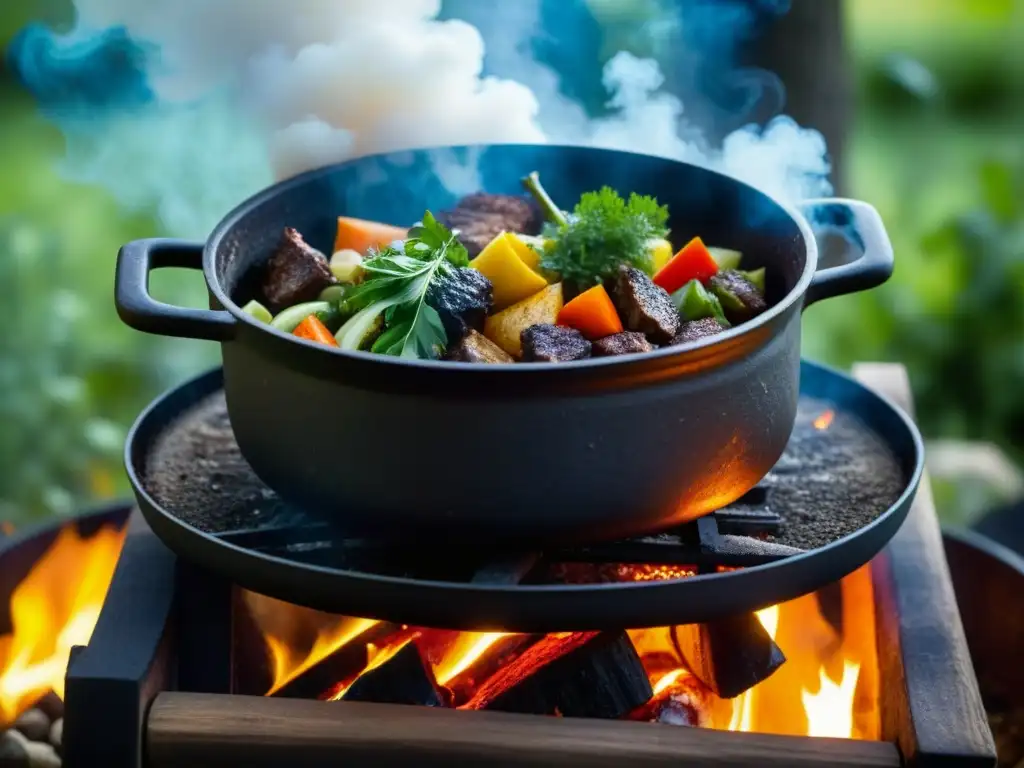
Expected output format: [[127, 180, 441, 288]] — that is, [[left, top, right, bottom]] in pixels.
[[126, 361, 923, 632]]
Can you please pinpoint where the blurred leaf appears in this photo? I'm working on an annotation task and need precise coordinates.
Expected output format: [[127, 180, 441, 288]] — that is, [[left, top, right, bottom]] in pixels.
[[978, 158, 1019, 223]]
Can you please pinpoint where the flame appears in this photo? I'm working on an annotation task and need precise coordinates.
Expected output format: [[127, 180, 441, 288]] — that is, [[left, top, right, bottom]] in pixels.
[[0, 523, 126, 725], [802, 660, 861, 738], [434, 632, 509, 685], [813, 410, 835, 430], [240, 565, 879, 741]]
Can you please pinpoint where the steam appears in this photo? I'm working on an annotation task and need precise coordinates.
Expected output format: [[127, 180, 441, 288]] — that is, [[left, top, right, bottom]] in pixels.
[[10, 0, 831, 239]]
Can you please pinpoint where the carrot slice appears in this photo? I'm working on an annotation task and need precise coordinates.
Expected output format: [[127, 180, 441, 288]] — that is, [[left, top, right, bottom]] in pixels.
[[556, 284, 624, 340], [334, 217, 409, 255], [293, 314, 339, 347], [652, 236, 719, 294]]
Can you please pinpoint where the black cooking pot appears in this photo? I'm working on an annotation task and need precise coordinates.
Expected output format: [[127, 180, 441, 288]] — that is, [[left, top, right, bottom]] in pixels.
[[115, 144, 893, 544]]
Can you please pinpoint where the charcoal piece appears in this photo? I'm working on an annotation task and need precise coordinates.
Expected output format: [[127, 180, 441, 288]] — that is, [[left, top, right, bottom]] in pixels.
[[709, 270, 767, 324], [416, 631, 540, 706], [271, 642, 369, 701], [671, 612, 785, 699], [340, 642, 445, 707], [426, 267, 494, 341], [610, 265, 680, 343], [520, 324, 591, 363], [262, 227, 336, 312], [445, 330, 514, 364], [592, 331, 654, 357], [465, 631, 652, 719], [439, 193, 543, 257], [672, 317, 727, 346]]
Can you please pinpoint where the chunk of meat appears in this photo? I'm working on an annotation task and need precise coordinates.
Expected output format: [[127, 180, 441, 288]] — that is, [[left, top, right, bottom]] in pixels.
[[439, 193, 543, 258], [262, 228, 337, 312], [426, 267, 494, 342], [672, 317, 727, 345], [610, 265, 681, 344], [709, 270, 768, 324], [592, 331, 654, 357], [445, 330, 515, 364], [520, 324, 592, 363]]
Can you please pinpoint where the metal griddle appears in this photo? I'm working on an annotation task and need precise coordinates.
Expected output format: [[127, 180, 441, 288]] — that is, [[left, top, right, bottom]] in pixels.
[[125, 360, 923, 632]]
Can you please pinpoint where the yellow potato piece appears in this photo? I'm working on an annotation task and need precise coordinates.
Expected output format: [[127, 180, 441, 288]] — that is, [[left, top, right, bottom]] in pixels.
[[484, 283, 564, 358], [470, 232, 549, 311], [648, 237, 674, 273], [507, 233, 544, 271]]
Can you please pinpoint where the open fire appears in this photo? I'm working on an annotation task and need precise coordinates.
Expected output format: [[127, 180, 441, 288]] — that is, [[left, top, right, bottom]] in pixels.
[[0, 523, 127, 726], [243, 560, 879, 739]]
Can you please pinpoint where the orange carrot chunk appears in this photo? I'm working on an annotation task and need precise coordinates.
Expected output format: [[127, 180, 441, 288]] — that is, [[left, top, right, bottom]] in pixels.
[[556, 284, 624, 340], [652, 236, 719, 295], [293, 315, 339, 347], [334, 216, 409, 255]]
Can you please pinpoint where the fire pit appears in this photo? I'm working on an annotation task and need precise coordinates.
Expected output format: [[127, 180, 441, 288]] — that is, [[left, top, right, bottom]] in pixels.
[[0, 503, 129, 767], [45, 363, 997, 767]]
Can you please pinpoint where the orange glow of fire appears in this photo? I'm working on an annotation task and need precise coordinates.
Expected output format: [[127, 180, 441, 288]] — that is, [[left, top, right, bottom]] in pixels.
[[814, 410, 835, 430], [0, 524, 127, 725], [721, 564, 878, 739], [243, 565, 879, 741]]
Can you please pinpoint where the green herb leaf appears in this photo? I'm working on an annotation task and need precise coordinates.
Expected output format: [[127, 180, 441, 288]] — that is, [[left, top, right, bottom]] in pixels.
[[334, 210, 464, 358], [533, 183, 669, 289]]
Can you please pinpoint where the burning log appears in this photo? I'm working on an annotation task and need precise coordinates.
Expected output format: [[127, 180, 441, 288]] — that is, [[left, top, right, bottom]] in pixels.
[[270, 642, 369, 701], [671, 612, 786, 699], [464, 631, 652, 719], [630, 670, 714, 728], [340, 642, 446, 707], [415, 630, 539, 706]]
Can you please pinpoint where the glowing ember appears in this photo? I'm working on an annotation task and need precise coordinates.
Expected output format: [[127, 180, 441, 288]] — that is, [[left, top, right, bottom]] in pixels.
[[0, 524, 126, 725], [814, 410, 835, 430]]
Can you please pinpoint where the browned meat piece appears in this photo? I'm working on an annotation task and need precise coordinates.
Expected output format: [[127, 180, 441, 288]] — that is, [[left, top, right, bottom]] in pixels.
[[709, 270, 768, 324], [445, 330, 515, 364], [439, 193, 543, 258], [592, 331, 654, 357], [610, 265, 681, 344], [672, 317, 727, 345], [262, 228, 336, 312], [426, 267, 493, 342], [520, 324, 591, 363]]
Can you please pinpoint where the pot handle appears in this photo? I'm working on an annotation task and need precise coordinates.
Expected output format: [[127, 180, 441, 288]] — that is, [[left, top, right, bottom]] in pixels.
[[115, 238, 236, 341], [800, 198, 894, 308]]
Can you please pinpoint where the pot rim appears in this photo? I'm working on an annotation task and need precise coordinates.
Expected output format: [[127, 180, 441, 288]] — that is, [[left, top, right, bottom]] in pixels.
[[202, 143, 818, 377]]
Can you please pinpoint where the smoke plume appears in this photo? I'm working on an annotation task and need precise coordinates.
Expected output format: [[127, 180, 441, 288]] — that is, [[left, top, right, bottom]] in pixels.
[[10, 0, 832, 239]]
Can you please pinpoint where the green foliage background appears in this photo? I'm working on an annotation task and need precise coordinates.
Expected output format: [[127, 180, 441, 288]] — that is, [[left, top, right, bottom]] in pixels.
[[0, 0, 1021, 528]]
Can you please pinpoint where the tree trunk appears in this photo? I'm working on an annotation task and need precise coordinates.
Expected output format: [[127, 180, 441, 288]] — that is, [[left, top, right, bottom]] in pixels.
[[745, 0, 853, 194]]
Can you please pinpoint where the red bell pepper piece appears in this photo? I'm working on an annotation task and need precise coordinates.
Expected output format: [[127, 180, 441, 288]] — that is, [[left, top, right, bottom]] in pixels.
[[652, 237, 719, 294]]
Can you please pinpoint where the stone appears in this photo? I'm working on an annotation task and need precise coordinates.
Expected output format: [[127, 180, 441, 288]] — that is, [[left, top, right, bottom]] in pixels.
[[13, 711, 49, 744], [47, 721, 60, 757], [0, 729, 29, 768]]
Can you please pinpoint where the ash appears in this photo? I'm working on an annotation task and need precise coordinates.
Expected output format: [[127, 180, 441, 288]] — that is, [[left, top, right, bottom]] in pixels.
[[144, 393, 907, 551]]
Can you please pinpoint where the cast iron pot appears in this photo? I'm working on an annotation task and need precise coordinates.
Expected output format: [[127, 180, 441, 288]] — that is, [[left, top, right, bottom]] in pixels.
[[115, 144, 893, 545]]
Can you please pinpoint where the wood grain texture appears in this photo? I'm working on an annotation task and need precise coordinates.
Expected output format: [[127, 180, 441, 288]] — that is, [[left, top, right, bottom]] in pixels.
[[854, 363, 996, 768], [145, 692, 901, 768]]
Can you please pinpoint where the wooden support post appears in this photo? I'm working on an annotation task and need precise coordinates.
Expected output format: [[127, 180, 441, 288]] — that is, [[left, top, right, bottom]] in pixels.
[[855, 364, 996, 768]]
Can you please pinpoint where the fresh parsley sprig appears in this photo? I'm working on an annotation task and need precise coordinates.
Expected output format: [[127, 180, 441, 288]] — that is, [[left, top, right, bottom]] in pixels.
[[335, 212, 468, 359], [522, 171, 669, 289]]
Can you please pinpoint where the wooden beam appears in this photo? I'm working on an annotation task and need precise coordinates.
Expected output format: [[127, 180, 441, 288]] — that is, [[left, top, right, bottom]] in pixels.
[[64, 514, 177, 768], [854, 363, 996, 768], [145, 692, 901, 768]]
